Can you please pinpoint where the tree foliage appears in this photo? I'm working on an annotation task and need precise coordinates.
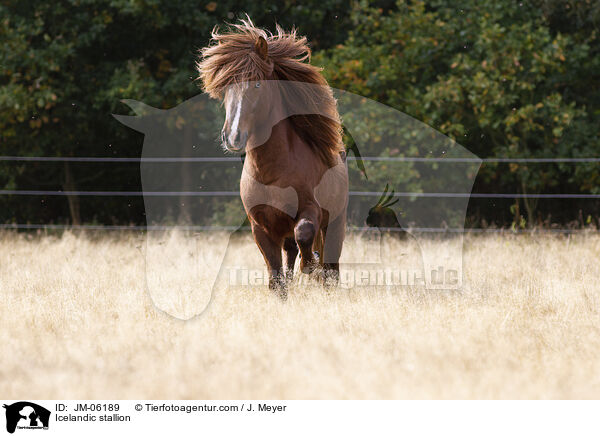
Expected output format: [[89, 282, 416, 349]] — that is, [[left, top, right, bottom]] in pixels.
[[0, 0, 357, 225], [1, 0, 598, 227], [318, 0, 600, 226]]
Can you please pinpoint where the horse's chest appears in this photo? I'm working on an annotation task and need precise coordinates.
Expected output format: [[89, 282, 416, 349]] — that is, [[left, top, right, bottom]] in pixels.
[[240, 169, 298, 232]]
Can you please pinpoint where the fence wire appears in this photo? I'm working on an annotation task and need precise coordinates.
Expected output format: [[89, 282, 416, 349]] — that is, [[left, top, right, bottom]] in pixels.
[[1, 154, 599, 232]]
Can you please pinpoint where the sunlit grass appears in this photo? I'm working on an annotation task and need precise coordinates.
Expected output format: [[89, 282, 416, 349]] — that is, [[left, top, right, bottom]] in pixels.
[[1, 230, 599, 398]]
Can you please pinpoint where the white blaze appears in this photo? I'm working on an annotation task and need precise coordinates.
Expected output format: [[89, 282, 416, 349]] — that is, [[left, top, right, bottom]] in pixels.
[[229, 96, 242, 146]]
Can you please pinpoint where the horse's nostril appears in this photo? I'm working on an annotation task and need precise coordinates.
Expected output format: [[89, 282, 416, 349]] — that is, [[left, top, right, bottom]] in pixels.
[[222, 128, 246, 151]]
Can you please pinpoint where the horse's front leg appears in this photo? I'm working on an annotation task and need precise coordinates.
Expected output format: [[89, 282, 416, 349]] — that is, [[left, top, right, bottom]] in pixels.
[[283, 237, 299, 282], [251, 223, 285, 294], [295, 204, 321, 274]]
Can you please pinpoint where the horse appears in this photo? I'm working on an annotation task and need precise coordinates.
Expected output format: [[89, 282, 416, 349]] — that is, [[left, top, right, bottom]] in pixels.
[[197, 17, 348, 293]]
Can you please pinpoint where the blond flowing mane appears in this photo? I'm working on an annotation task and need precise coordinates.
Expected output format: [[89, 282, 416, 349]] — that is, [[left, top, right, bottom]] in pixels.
[[197, 17, 344, 165]]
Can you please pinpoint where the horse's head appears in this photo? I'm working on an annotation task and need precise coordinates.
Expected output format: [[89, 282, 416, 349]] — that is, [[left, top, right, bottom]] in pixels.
[[198, 17, 342, 161], [221, 36, 276, 153]]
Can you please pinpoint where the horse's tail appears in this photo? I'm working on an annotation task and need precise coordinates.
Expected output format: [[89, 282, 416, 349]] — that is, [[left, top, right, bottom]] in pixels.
[[313, 227, 325, 267]]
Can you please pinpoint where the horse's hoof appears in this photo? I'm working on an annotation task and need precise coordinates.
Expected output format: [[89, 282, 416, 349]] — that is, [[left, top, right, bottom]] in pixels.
[[301, 262, 318, 274], [269, 279, 288, 300], [300, 252, 320, 274], [271, 286, 288, 300]]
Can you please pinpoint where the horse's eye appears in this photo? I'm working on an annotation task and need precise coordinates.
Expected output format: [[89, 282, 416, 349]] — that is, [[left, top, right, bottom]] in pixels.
[[255, 82, 261, 88]]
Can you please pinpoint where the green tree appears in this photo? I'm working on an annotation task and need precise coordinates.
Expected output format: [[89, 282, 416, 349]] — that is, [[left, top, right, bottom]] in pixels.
[[318, 0, 600, 227], [0, 0, 360, 226]]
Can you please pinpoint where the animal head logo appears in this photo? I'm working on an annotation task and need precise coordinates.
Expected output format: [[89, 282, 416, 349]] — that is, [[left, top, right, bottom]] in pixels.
[[113, 20, 480, 319], [113, 83, 481, 319], [3, 402, 50, 434]]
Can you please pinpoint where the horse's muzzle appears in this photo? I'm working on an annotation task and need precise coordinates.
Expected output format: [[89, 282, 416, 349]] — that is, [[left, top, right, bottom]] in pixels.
[[222, 130, 248, 153]]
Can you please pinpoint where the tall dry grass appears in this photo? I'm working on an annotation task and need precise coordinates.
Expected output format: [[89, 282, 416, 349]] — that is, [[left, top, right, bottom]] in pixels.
[[0, 230, 599, 399]]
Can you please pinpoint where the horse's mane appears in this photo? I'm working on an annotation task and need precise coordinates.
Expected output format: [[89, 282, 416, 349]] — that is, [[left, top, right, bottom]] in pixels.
[[197, 17, 344, 166]]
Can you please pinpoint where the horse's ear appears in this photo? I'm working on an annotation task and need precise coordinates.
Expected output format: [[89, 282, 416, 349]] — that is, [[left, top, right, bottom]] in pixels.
[[255, 36, 268, 60]]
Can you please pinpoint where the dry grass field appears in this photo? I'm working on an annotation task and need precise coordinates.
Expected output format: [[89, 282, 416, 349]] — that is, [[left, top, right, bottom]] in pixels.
[[1, 230, 599, 399]]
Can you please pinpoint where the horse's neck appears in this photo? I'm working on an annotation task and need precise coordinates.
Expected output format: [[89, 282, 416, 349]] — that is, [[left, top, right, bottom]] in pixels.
[[245, 120, 292, 180]]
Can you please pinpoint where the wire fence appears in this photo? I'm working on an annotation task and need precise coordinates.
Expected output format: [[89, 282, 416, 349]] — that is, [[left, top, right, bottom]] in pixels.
[[0, 223, 595, 234], [1, 190, 600, 199], [2, 155, 600, 163], [1, 154, 599, 233]]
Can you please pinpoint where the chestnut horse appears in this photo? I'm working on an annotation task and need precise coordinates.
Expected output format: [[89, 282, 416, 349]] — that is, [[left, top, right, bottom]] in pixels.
[[198, 18, 348, 292]]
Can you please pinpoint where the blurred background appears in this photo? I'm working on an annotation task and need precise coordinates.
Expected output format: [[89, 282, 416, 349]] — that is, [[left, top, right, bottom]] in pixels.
[[1, 0, 599, 231]]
